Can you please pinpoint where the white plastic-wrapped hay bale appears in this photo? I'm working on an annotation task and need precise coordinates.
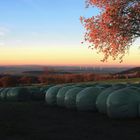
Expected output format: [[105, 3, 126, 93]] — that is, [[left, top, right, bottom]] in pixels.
[[75, 83, 97, 88], [76, 87, 103, 111], [63, 83, 74, 86], [96, 84, 111, 89], [28, 86, 45, 101], [129, 83, 140, 88], [45, 85, 63, 106], [64, 87, 83, 109], [0, 88, 10, 101], [57, 85, 76, 107], [112, 84, 126, 89], [6, 87, 30, 101], [96, 85, 126, 114], [107, 87, 140, 118], [0, 88, 4, 94], [40, 85, 54, 94], [129, 86, 140, 92], [0, 88, 5, 100]]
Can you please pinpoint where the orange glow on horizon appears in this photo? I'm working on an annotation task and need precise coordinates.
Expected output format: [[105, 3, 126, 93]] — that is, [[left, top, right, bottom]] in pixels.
[[0, 45, 139, 67]]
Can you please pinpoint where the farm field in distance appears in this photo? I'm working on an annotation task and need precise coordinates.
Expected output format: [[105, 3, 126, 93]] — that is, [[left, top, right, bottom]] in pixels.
[[85, 78, 140, 84]]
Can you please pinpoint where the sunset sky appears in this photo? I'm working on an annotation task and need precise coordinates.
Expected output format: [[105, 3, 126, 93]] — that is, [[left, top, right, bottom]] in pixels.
[[0, 0, 140, 67]]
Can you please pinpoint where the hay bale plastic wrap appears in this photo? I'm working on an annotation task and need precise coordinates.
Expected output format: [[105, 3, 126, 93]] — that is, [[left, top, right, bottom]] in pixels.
[[45, 85, 63, 106], [96, 86, 126, 114], [107, 87, 140, 118], [76, 87, 103, 111], [0, 88, 10, 101], [0, 88, 4, 94], [96, 84, 111, 89], [57, 85, 76, 107], [6, 87, 30, 101], [40, 85, 54, 94], [129, 83, 140, 88], [64, 87, 83, 109], [28, 86, 45, 101], [63, 83, 74, 86], [112, 84, 126, 89], [129, 86, 140, 92], [75, 83, 97, 88]]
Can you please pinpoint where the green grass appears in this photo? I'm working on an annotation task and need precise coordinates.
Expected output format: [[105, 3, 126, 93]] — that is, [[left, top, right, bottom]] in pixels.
[[24, 78, 140, 88], [78, 78, 140, 85], [98, 78, 140, 84]]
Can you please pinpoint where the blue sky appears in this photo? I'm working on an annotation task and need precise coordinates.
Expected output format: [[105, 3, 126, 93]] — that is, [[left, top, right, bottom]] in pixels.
[[0, 0, 99, 47]]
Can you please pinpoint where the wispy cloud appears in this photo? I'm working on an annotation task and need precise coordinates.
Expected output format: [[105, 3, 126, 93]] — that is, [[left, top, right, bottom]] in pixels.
[[0, 26, 10, 47], [0, 41, 5, 46], [0, 27, 10, 37]]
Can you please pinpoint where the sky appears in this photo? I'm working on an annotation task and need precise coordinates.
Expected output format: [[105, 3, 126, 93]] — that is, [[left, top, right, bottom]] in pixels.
[[0, 0, 140, 67]]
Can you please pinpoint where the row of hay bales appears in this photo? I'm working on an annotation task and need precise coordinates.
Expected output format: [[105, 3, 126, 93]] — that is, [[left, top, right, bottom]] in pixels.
[[0, 87, 30, 101], [0, 83, 75, 102], [0, 85, 54, 101], [45, 83, 140, 118], [1, 82, 140, 118]]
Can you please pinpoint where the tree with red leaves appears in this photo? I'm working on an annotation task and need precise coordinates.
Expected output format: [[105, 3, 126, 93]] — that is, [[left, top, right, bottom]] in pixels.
[[81, 0, 140, 62]]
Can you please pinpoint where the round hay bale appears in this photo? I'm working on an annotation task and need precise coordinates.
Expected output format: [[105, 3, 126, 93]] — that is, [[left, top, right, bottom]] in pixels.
[[28, 87, 45, 101], [129, 83, 140, 88], [96, 85, 126, 114], [57, 85, 76, 107], [75, 83, 97, 88], [128, 86, 140, 92], [6, 87, 30, 101], [64, 87, 83, 109], [0, 88, 4, 93], [130, 83, 139, 87], [45, 85, 63, 106], [0, 88, 10, 101], [76, 87, 103, 111], [62, 83, 74, 86], [107, 87, 140, 118], [96, 84, 112, 89], [40, 85, 54, 94], [112, 84, 126, 89]]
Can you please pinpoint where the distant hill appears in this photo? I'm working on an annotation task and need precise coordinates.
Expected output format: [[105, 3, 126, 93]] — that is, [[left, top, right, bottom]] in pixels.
[[117, 67, 140, 74], [0, 65, 43, 75], [0, 65, 130, 75], [22, 70, 71, 75]]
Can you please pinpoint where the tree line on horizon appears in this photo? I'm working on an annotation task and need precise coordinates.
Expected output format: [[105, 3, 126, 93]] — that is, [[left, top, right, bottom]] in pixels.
[[0, 72, 140, 87]]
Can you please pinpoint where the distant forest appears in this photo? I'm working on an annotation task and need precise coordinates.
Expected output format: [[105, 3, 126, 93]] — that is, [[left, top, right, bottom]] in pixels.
[[0, 67, 140, 87]]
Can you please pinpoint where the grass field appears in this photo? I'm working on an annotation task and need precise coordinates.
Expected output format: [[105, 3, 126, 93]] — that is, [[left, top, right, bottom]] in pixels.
[[0, 101, 140, 140], [31, 78, 140, 87], [80, 78, 140, 84]]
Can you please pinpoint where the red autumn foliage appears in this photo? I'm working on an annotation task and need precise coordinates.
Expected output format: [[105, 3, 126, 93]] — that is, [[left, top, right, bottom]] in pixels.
[[0, 72, 139, 88], [19, 76, 38, 85], [81, 0, 140, 62], [0, 76, 17, 87], [38, 73, 100, 85]]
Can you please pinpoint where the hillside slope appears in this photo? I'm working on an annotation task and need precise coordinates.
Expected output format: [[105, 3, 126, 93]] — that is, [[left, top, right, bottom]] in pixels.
[[117, 67, 140, 74]]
